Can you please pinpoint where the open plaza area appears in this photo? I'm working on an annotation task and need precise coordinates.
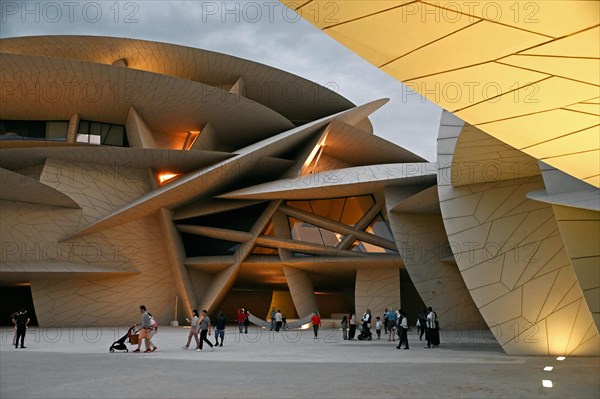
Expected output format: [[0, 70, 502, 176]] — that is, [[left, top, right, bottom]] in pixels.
[[1, 325, 598, 398]]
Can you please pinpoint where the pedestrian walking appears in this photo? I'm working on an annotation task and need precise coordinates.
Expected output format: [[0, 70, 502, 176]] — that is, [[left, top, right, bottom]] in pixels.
[[197, 310, 214, 351], [183, 309, 200, 350]]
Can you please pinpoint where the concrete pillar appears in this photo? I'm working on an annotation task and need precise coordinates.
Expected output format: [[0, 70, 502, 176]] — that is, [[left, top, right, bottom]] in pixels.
[[283, 266, 318, 318]]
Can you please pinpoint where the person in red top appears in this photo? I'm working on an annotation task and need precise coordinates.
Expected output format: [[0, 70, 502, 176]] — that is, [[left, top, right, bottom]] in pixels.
[[310, 311, 321, 340], [237, 308, 245, 333]]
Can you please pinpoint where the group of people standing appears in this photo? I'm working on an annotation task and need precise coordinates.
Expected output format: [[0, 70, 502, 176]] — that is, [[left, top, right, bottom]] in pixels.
[[269, 308, 288, 332], [340, 306, 440, 349]]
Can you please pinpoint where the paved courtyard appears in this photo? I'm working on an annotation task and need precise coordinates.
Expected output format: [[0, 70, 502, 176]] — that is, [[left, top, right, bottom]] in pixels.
[[1, 325, 598, 398]]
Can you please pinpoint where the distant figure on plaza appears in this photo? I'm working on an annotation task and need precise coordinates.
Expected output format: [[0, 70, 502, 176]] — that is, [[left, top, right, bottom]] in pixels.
[[386, 308, 397, 341], [425, 307, 439, 348], [182, 309, 200, 350], [135, 305, 155, 353], [243, 309, 250, 334], [214, 311, 227, 347], [397, 309, 409, 350], [361, 309, 372, 340], [10, 311, 19, 346], [417, 309, 428, 341], [270, 307, 276, 331], [341, 315, 348, 340], [13, 309, 30, 349], [282, 314, 287, 331], [197, 310, 214, 351], [311, 311, 321, 340], [275, 310, 283, 332], [375, 316, 382, 339], [383, 308, 389, 334], [237, 308, 245, 333], [348, 310, 357, 340]]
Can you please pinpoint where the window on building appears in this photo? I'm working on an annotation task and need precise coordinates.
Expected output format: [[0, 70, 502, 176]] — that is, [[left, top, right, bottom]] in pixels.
[[0, 120, 68, 141], [77, 120, 127, 146]]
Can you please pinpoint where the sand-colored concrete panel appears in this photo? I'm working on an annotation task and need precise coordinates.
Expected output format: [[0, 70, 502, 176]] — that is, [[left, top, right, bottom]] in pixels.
[[355, 268, 400, 319]]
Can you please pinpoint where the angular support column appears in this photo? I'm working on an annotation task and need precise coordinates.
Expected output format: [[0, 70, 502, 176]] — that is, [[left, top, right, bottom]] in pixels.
[[157, 208, 196, 321], [283, 266, 319, 317]]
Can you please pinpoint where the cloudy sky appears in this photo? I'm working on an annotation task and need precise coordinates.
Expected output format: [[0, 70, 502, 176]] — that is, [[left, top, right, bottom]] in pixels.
[[1, 0, 442, 160]]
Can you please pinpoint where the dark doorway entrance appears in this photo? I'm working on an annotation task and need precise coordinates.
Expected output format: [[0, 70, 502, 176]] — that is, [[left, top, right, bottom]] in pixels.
[[0, 285, 39, 326]]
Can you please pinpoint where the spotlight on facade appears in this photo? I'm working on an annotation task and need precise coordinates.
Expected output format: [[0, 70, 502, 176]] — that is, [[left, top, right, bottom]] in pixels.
[[542, 380, 553, 388], [543, 366, 553, 371], [556, 356, 566, 361]]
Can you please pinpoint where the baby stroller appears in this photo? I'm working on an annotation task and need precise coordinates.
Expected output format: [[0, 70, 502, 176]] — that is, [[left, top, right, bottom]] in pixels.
[[357, 323, 372, 341], [109, 326, 138, 353]]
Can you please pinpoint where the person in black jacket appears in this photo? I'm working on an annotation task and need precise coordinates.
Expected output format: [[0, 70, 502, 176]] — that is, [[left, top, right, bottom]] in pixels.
[[214, 311, 227, 347], [13, 309, 30, 349]]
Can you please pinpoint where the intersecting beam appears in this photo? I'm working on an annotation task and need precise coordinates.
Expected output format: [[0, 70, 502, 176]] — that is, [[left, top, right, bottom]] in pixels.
[[337, 196, 386, 250], [255, 236, 364, 257], [198, 201, 282, 314], [278, 205, 397, 251]]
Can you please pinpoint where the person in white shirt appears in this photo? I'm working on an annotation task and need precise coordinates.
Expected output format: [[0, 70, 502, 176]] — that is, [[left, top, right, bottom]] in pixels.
[[425, 306, 439, 348], [348, 309, 357, 340], [396, 309, 409, 350], [275, 310, 283, 332]]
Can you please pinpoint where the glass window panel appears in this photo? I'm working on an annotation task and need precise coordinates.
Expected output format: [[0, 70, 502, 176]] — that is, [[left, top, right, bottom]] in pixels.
[[366, 215, 394, 241], [89, 134, 101, 145], [289, 218, 324, 246], [309, 198, 345, 222], [46, 121, 68, 141], [90, 122, 102, 136], [340, 196, 374, 226], [319, 227, 345, 247], [101, 123, 111, 138], [103, 125, 124, 146], [77, 121, 89, 134]]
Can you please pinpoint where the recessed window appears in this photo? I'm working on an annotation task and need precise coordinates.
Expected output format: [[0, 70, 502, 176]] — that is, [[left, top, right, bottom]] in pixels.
[[0, 120, 68, 141], [77, 120, 127, 146]]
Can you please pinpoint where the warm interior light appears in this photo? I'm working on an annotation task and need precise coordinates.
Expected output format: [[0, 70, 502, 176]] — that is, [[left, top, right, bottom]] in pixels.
[[542, 380, 553, 388], [158, 172, 179, 184], [556, 356, 566, 361], [544, 366, 554, 371]]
